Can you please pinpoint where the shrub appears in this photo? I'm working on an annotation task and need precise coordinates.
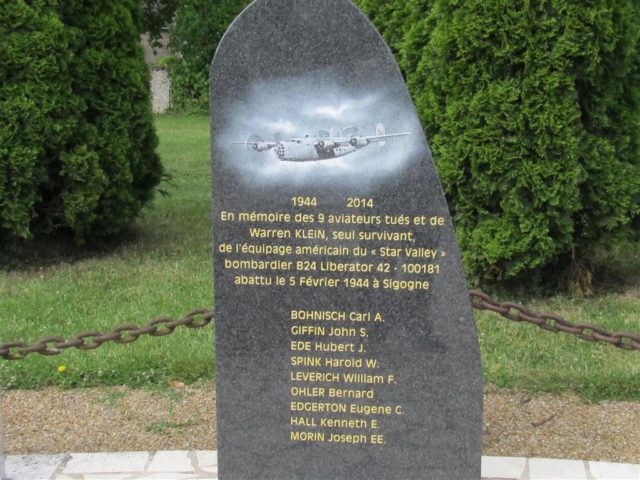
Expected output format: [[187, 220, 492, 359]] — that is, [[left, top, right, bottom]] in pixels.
[[0, 0, 162, 243], [411, 0, 640, 289], [355, 0, 418, 56], [58, 0, 163, 238], [0, 1, 79, 240], [169, 0, 249, 113]]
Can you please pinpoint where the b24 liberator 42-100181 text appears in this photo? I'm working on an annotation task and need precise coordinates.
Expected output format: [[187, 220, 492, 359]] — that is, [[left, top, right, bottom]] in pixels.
[[232, 124, 410, 162]]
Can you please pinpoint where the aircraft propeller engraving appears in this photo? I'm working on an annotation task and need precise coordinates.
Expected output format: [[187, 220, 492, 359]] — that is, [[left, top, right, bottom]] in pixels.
[[232, 123, 409, 162]]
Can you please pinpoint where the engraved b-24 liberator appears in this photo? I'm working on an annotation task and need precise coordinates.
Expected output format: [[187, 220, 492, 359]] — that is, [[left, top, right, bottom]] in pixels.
[[232, 124, 409, 162]]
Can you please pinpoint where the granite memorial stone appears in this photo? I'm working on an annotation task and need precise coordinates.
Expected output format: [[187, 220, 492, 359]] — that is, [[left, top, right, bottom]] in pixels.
[[210, 1, 483, 478]]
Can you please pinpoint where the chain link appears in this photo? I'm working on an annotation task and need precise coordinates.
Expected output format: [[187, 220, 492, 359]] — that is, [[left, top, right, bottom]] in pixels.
[[1, 294, 638, 361], [469, 291, 640, 350], [0, 309, 214, 361]]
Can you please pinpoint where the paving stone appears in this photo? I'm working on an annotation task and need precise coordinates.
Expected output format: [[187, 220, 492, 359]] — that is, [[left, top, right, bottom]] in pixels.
[[6, 451, 640, 480], [146, 450, 193, 473], [137, 474, 211, 479], [80, 474, 133, 479], [482, 478, 522, 480], [482, 456, 527, 479], [195, 451, 217, 473], [63, 452, 149, 474], [529, 458, 587, 479], [197, 467, 218, 476], [588, 461, 640, 480], [6, 454, 65, 480]]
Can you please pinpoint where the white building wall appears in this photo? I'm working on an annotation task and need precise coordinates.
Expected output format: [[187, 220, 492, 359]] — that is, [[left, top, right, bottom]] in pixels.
[[150, 67, 171, 114]]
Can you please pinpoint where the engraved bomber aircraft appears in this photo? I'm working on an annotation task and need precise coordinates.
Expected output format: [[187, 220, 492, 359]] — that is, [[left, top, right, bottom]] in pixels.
[[232, 124, 409, 162]]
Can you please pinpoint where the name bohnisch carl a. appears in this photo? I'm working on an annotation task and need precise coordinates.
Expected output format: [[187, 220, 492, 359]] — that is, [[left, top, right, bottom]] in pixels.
[[291, 310, 381, 322]]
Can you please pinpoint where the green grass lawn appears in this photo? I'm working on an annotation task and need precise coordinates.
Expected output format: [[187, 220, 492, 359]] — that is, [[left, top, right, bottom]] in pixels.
[[1, 114, 639, 401], [0, 115, 214, 389]]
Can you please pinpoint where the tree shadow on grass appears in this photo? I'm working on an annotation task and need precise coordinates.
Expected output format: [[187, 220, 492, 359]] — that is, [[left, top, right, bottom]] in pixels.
[[0, 225, 144, 272], [590, 239, 640, 295], [467, 240, 640, 300]]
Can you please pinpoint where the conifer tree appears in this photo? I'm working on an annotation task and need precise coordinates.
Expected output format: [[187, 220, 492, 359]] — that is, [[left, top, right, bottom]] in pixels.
[[0, 0, 162, 242], [410, 0, 640, 287]]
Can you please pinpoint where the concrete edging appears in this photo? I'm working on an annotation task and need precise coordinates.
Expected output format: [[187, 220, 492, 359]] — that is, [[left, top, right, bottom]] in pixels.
[[4, 451, 640, 479]]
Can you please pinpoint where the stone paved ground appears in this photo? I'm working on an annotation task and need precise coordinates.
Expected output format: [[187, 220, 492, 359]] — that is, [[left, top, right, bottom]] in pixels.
[[5, 451, 640, 479], [2, 382, 639, 464]]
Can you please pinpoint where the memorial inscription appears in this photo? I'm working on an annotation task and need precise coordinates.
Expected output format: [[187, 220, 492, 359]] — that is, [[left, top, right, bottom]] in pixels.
[[211, 1, 482, 479]]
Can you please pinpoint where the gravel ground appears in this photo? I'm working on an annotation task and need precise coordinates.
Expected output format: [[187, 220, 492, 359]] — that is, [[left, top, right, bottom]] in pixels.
[[2, 382, 638, 464]]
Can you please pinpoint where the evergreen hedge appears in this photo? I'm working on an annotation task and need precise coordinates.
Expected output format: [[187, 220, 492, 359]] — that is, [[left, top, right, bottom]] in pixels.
[[0, 0, 161, 243], [411, 0, 640, 287], [355, 0, 417, 56]]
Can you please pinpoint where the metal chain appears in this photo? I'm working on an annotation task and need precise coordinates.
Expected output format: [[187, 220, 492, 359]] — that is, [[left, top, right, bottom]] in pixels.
[[1, 292, 639, 361], [469, 290, 640, 351], [0, 309, 213, 361]]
